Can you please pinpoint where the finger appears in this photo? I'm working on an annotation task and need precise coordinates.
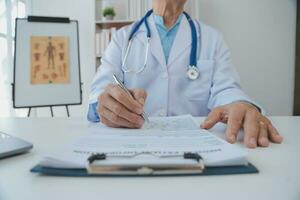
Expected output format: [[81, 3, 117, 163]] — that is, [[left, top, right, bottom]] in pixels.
[[258, 121, 269, 147], [201, 108, 223, 129], [100, 116, 121, 128], [267, 122, 283, 144], [99, 106, 141, 129], [100, 94, 144, 125], [225, 109, 245, 144], [106, 84, 143, 114], [243, 110, 260, 148], [220, 114, 229, 124], [130, 89, 147, 105]]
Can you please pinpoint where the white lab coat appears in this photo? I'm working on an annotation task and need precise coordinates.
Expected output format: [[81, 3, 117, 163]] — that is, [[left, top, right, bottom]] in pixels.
[[89, 14, 257, 117]]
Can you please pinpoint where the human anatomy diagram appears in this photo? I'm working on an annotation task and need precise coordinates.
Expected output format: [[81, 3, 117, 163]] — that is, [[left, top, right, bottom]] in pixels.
[[30, 36, 70, 84]]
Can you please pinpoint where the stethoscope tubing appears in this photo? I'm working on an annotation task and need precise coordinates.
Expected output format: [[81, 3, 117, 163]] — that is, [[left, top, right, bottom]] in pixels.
[[121, 9, 201, 79]]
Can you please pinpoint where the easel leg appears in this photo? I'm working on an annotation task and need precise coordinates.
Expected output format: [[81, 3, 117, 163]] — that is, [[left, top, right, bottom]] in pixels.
[[50, 106, 54, 117], [27, 107, 31, 117], [65, 105, 70, 117]]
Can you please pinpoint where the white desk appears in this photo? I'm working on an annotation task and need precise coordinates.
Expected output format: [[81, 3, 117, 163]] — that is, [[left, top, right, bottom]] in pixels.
[[0, 117, 299, 200]]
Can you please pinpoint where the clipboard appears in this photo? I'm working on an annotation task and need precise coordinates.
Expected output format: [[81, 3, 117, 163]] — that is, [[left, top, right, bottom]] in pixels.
[[30, 152, 258, 177]]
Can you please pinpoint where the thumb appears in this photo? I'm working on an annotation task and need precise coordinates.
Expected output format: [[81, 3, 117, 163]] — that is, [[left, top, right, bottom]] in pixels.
[[201, 108, 223, 129], [130, 89, 147, 106]]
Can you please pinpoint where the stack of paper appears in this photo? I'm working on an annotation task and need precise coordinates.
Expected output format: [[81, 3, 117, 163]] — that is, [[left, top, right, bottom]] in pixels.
[[38, 115, 247, 169]]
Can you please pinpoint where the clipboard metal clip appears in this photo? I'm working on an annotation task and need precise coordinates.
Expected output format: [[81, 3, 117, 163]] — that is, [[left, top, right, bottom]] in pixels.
[[86, 152, 205, 176]]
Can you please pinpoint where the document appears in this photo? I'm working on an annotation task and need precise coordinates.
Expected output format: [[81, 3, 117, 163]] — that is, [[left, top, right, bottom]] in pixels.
[[39, 129, 247, 169], [88, 115, 199, 132], [142, 115, 199, 131], [75, 130, 246, 166]]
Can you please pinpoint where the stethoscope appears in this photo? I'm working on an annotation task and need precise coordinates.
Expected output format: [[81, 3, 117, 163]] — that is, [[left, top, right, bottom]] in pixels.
[[122, 9, 200, 80]]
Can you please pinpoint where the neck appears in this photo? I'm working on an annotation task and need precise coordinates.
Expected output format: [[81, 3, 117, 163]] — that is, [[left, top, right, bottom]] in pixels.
[[152, 1, 184, 28]]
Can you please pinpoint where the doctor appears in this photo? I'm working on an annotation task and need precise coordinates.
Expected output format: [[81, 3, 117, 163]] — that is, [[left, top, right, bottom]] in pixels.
[[88, 0, 283, 148]]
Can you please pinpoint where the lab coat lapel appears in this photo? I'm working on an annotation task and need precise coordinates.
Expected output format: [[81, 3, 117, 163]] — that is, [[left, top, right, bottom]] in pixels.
[[168, 16, 196, 66], [134, 16, 167, 70], [148, 16, 167, 69]]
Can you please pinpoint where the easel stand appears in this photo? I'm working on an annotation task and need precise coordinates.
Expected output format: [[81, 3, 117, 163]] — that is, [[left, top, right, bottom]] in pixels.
[[12, 16, 83, 118], [27, 105, 70, 118], [12, 81, 83, 118]]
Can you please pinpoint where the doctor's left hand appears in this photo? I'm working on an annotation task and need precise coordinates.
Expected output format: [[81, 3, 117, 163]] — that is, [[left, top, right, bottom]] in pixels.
[[200, 102, 283, 148]]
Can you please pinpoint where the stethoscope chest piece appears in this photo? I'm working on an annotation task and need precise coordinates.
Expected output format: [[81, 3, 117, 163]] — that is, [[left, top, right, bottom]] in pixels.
[[187, 66, 200, 80]]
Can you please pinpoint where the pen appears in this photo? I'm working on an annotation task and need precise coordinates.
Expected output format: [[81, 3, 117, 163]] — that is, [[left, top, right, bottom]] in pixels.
[[112, 73, 150, 123]]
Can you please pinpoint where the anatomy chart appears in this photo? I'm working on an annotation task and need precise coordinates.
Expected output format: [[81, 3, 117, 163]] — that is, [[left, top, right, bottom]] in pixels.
[[30, 36, 70, 84]]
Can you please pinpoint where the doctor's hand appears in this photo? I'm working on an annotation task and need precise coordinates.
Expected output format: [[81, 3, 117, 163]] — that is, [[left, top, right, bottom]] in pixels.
[[201, 102, 283, 148], [97, 84, 147, 129]]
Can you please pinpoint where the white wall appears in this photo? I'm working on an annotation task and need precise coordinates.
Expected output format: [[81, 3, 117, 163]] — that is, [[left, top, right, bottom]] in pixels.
[[188, 0, 297, 115], [30, 0, 297, 116]]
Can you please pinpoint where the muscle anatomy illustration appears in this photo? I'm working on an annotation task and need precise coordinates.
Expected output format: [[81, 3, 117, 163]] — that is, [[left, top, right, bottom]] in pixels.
[[44, 40, 56, 69], [30, 36, 70, 84]]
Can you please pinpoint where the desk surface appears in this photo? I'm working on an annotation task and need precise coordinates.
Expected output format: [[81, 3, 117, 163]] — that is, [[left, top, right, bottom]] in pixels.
[[0, 117, 299, 200]]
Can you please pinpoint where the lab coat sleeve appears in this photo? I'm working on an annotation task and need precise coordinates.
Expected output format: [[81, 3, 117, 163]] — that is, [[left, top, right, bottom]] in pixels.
[[87, 102, 99, 122], [87, 27, 127, 122], [207, 32, 263, 113]]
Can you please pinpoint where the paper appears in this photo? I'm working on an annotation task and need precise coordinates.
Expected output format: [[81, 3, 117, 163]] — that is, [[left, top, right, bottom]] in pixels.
[[73, 130, 247, 166], [88, 115, 199, 132], [74, 131, 221, 153], [40, 129, 247, 168], [142, 115, 199, 131]]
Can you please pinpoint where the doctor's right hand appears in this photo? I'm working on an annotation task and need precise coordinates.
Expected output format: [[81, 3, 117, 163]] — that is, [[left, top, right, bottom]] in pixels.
[[97, 84, 147, 129]]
